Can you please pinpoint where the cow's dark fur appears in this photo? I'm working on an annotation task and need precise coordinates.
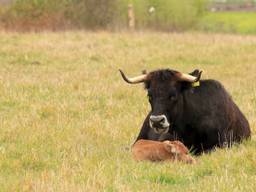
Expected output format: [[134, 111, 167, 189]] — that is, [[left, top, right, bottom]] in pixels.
[[134, 69, 251, 155]]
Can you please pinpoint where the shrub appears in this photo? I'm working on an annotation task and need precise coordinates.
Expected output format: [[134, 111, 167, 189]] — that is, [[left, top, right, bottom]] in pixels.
[[0, 0, 207, 31], [0, 0, 70, 31], [133, 0, 207, 31]]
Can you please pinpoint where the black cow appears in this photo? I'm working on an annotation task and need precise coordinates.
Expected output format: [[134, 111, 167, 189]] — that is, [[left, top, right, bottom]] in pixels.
[[120, 69, 251, 154]]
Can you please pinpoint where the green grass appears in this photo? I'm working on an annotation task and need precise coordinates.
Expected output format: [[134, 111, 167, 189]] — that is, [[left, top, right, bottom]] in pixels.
[[0, 31, 256, 191], [197, 12, 256, 34]]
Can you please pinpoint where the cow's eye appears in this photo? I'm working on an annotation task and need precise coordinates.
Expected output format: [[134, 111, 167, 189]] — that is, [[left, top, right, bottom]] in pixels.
[[169, 92, 177, 101]]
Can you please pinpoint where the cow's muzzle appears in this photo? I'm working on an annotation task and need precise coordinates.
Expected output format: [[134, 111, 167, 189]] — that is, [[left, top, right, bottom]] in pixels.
[[149, 115, 170, 134]]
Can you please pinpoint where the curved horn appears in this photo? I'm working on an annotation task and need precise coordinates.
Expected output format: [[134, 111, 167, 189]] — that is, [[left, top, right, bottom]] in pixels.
[[119, 69, 147, 84], [177, 70, 202, 82]]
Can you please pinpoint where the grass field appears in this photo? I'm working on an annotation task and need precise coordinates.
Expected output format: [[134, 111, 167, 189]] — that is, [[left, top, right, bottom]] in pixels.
[[0, 31, 256, 191], [197, 12, 256, 34]]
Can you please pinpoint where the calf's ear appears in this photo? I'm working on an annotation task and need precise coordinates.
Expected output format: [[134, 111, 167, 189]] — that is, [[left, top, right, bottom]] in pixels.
[[172, 141, 189, 154], [163, 141, 180, 154]]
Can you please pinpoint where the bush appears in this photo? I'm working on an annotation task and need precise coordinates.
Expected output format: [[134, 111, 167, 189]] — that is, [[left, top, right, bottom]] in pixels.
[[133, 0, 207, 31], [0, 0, 207, 31], [0, 0, 70, 31], [66, 0, 128, 29]]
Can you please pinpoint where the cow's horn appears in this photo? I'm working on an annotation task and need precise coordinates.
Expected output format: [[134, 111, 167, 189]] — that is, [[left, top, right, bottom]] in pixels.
[[178, 71, 202, 82], [119, 69, 147, 84]]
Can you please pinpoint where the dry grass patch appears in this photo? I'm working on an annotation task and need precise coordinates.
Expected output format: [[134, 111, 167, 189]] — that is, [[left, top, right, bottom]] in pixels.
[[0, 31, 255, 191]]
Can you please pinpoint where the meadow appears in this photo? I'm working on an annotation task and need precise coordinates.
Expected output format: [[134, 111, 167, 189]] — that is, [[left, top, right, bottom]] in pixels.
[[0, 31, 256, 191], [197, 11, 256, 34]]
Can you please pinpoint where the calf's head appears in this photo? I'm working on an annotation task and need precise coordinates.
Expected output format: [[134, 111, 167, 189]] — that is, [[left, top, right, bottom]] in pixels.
[[120, 69, 202, 134]]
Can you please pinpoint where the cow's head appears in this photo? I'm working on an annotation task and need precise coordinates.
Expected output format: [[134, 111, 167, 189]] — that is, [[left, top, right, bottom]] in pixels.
[[120, 69, 202, 134]]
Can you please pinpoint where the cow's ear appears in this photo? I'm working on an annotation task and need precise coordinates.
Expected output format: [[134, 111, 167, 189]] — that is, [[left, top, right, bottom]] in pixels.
[[189, 69, 200, 77], [142, 70, 149, 89], [189, 69, 203, 82], [180, 70, 202, 91], [144, 80, 150, 90]]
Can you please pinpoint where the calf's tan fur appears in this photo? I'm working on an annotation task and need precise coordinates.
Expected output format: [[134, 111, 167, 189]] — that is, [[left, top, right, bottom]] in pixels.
[[132, 139, 196, 164]]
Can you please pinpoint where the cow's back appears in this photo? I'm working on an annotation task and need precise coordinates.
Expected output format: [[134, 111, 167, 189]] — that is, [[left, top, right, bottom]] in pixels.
[[179, 79, 251, 153]]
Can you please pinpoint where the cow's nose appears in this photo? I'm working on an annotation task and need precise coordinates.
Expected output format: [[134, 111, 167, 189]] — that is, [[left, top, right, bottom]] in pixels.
[[149, 115, 165, 123]]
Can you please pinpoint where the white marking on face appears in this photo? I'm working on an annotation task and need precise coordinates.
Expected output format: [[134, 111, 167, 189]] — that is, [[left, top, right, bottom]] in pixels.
[[149, 115, 170, 134]]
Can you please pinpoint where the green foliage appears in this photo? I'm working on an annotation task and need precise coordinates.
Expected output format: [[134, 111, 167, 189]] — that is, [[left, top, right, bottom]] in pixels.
[[197, 12, 256, 34], [0, 0, 207, 31], [210, 0, 256, 5], [66, 0, 120, 29], [133, 0, 207, 30], [0, 0, 70, 30]]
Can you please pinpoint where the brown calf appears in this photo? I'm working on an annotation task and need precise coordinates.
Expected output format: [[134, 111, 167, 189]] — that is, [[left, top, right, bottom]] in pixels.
[[132, 139, 196, 164]]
